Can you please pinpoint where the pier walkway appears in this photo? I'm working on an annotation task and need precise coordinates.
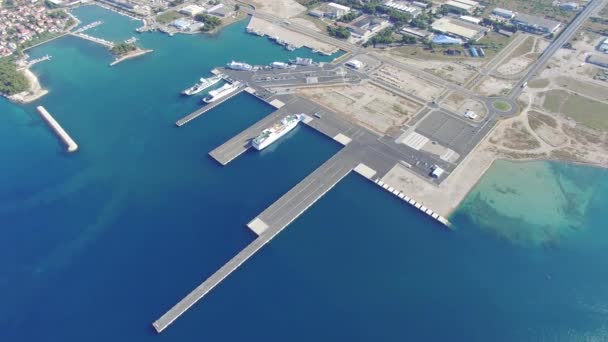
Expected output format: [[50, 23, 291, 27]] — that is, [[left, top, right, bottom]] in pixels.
[[70, 32, 114, 48], [175, 86, 244, 127]]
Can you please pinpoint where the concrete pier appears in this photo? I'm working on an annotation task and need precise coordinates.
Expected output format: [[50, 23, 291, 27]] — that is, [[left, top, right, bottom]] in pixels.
[[153, 146, 359, 333], [36, 106, 78, 152], [247, 145, 359, 235], [208, 109, 291, 165], [175, 87, 244, 127]]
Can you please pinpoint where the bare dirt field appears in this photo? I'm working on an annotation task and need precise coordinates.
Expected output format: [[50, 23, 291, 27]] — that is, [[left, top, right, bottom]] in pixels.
[[246, 0, 306, 18], [372, 65, 445, 101], [386, 50, 480, 85], [443, 92, 488, 120], [298, 82, 421, 134], [474, 76, 514, 96]]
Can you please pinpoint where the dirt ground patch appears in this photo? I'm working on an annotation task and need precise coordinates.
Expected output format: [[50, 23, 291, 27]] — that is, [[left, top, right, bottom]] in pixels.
[[528, 112, 568, 147], [372, 64, 444, 101], [386, 50, 479, 85], [501, 121, 542, 150], [475, 76, 514, 96], [298, 82, 421, 134], [443, 92, 488, 119], [247, 0, 306, 18]]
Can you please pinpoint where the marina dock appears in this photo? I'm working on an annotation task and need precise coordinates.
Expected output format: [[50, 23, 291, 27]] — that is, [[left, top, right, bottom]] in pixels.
[[175, 86, 244, 127], [36, 106, 78, 152], [208, 109, 291, 165]]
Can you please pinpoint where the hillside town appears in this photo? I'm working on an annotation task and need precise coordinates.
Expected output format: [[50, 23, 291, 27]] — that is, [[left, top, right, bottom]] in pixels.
[[0, 0, 76, 56]]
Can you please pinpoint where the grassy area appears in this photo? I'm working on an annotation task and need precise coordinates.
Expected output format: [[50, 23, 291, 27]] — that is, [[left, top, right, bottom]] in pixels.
[[510, 35, 535, 59], [543, 89, 608, 131], [484, 0, 575, 22], [475, 32, 514, 59], [562, 93, 608, 131], [493, 100, 512, 111], [528, 78, 549, 88], [543, 89, 568, 113], [156, 10, 184, 24]]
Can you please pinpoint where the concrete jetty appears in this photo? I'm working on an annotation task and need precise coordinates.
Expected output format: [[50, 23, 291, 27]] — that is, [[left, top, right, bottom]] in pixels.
[[247, 145, 359, 235], [36, 106, 78, 152], [175, 87, 244, 127], [153, 146, 358, 333], [208, 109, 291, 165]]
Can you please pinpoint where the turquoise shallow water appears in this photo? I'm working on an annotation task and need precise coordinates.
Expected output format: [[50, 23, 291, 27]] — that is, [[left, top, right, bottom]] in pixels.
[[3, 5, 608, 341]]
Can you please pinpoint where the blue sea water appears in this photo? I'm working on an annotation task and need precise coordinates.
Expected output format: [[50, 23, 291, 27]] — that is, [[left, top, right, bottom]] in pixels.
[[2, 6, 608, 341]]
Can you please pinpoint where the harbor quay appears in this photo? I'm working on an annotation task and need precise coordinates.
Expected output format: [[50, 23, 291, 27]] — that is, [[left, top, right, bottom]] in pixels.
[[36, 106, 78, 153], [154, 81, 457, 332]]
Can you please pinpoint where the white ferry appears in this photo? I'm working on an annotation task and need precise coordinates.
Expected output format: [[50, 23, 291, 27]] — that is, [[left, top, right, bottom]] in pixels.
[[252, 114, 302, 150], [271, 61, 290, 69], [182, 74, 223, 96], [203, 81, 241, 103], [226, 61, 253, 71], [290, 57, 314, 66]]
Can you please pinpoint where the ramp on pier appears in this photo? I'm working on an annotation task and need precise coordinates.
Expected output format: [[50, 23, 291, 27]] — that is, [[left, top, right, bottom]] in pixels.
[[175, 87, 244, 127], [208, 109, 291, 165]]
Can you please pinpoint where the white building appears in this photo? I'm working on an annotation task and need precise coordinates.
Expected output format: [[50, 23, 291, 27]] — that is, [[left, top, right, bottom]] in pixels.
[[326, 2, 351, 18], [492, 7, 515, 19], [179, 4, 204, 17], [345, 59, 364, 69]]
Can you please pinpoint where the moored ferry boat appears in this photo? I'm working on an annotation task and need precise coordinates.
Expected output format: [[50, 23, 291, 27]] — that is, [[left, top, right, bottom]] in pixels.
[[226, 61, 253, 71], [252, 114, 303, 150], [202, 81, 241, 103], [181, 74, 223, 96]]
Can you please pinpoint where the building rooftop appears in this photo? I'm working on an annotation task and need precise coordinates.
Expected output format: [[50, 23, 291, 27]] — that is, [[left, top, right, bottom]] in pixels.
[[432, 17, 482, 40], [513, 13, 561, 31]]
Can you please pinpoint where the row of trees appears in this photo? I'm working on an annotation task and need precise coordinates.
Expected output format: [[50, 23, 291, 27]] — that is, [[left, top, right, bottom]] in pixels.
[[0, 58, 29, 95]]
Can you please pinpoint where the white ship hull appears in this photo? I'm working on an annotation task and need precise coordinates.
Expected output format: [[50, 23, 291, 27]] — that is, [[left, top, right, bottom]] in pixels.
[[182, 75, 222, 96], [252, 115, 301, 150], [203, 82, 240, 103]]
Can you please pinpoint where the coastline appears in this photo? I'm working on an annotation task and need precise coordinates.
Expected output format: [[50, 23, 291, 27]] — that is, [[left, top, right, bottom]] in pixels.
[[7, 68, 48, 104], [109, 48, 153, 66]]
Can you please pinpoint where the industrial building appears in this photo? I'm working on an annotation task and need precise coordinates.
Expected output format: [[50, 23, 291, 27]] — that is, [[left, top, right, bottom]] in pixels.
[[328, 2, 352, 18], [400, 27, 432, 39], [179, 4, 205, 17], [384, 1, 422, 17], [512, 13, 561, 34], [348, 15, 391, 42], [431, 17, 486, 41], [587, 54, 608, 68], [598, 37, 608, 53], [492, 7, 515, 19], [443, 0, 479, 14]]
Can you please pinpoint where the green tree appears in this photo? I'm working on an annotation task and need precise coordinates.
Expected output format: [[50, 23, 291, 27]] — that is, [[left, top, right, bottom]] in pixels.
[[0, 58, 30, 95], [327, 25, 351, 39], [110, 42, 137, 56]]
